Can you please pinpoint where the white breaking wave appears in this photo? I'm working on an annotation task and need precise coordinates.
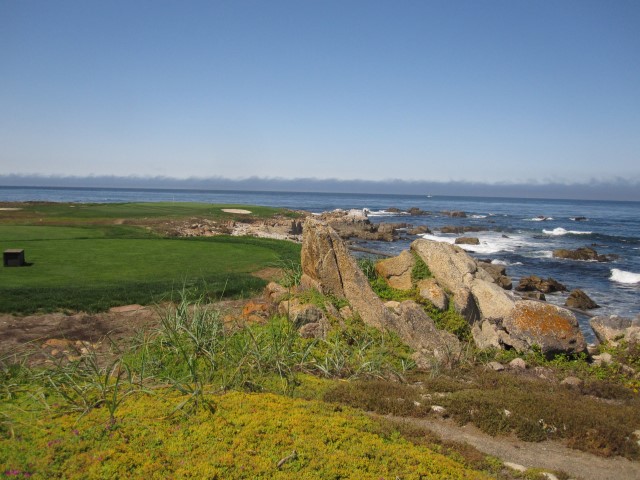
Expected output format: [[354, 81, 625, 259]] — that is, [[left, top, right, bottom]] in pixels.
[[365, 209, 410, 217], [491, 259, 523, 266], [543, 227, 592, 236], [526, 216, 554, 222], [610, 269, 640, 284], [419, 232, 528, 255], [470, 214, 487, 219]]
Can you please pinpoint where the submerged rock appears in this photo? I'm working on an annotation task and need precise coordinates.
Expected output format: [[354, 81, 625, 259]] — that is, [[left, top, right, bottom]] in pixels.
[[565, 289, 599, 310], [553, 247, 618, 262], [516, 275, 567, 294]]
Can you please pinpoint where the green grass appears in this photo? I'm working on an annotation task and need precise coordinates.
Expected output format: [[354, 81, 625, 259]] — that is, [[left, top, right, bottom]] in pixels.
[[0, 224, 300, 314], [0, 202, 296, 225]]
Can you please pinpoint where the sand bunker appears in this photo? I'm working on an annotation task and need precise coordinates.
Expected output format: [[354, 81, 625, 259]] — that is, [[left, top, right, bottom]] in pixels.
[[222, 208, 252, 214]]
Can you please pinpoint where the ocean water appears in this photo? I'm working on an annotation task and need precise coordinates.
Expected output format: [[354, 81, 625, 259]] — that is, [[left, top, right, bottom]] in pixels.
[[2, 186, 639, 338]]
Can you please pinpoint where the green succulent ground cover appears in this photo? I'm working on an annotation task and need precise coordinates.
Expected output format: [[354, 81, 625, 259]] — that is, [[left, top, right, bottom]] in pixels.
[[0, 203, 300, 313]]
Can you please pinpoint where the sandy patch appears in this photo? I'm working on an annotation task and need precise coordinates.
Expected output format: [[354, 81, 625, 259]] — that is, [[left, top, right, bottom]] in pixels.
[[222, 208, 252, 214], [0, 208, 22, 211]]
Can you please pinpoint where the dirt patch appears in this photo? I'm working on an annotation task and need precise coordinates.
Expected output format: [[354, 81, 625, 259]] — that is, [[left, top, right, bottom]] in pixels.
[[0, 208, 22, 211], [252, 267, 284, 282]]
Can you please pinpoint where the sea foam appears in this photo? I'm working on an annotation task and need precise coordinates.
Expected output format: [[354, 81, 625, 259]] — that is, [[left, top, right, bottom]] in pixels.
[[543, 227, 592, 236], [419, 232, 526, 255], [610, 269, 640, 284]]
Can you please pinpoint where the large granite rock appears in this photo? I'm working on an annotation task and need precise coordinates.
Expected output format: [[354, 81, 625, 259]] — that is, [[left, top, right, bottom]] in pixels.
[[410, 239, 477, 292], [503, 301, 586, 355], [301, 218, 460, 363], [590, 315, 640, 344], [375, 250, 415, 290]]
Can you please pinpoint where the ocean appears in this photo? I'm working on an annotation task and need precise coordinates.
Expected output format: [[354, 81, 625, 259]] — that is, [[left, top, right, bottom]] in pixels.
[[2, 186, 639, 340]]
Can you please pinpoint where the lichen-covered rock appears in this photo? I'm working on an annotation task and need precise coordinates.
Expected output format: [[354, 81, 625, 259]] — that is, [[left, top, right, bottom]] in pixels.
[[375, 250, 415, 290], [565, 289, 599, 310], [411, 239, 477, 293], [503, 300, 586, 356], [416, 278, 448, 311]]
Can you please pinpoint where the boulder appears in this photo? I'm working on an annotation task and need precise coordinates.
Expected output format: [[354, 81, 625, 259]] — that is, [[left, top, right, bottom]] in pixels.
[[416, 278, 448, 311], [408, 207, 429, 216], [553, 247, 617, 262], [411, 239, 477, 293], [408, 225, 431, 235], [277, 299, 326, 328], [455, 236, 480, 245], [589, 315, 640, 344], [394, 301, 461, 364], [442, 210, 467, 218], [503, 300, 586, 356], [468, 277, 516, 322], [565, 289, 599, 310], [264, 282, 288, 303], [375, 250, 415, 290], [477, 261, 512, 290], [516, 275, 567, 293]]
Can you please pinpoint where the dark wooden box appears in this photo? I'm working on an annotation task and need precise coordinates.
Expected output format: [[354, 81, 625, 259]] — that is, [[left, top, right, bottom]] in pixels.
[[3, 249, 25, 267]]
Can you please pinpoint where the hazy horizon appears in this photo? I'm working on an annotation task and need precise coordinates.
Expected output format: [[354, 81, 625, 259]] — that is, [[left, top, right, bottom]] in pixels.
[[2, 174, 639, 202]]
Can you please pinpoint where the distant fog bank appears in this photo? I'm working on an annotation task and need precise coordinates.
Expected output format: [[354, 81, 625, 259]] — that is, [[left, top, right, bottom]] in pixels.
[[1, 175, 638, 202]]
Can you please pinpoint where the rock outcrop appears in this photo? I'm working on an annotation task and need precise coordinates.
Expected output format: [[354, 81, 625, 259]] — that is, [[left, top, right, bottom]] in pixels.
[[301, 218, 460, 364], [477, 261, 512, 290], [411, 239, 585, 355], [313, 209, 405, 242], [299, 220, 586, 359]]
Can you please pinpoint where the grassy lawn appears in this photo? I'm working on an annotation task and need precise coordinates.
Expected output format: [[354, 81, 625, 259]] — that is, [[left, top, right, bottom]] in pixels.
[[0, 204, 300, 314], [0, 202, 294, 225]]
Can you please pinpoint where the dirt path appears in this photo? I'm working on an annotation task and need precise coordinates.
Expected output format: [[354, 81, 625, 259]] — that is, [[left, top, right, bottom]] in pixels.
[[384, 415, 640, 480]]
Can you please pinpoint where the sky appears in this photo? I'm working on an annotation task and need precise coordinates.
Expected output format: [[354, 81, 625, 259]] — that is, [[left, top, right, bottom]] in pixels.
[[1, 0, 639, 198]]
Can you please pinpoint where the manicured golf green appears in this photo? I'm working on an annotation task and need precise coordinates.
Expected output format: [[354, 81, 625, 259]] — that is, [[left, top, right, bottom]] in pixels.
[[0, 205, 301, 314]]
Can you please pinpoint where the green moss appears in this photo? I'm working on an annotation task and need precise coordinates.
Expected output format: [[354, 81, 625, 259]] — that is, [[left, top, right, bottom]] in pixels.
[[425, 302, 471, 341], [410, 252, 432, 282]]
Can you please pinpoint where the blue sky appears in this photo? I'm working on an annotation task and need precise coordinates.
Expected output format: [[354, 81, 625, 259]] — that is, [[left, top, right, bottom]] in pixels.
[[1, 0, 639, 192]]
